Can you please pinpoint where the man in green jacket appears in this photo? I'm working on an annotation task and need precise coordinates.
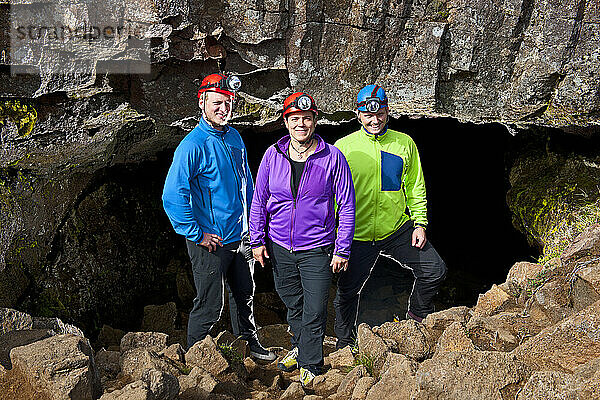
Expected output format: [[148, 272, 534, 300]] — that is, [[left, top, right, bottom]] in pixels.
[[333, 84, 447, 349]]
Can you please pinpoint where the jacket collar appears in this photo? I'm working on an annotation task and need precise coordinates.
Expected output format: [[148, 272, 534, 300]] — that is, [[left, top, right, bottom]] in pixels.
[[361, 125, 388, 140], [275, 133, 326, 155], [199, 116, 230, 137]]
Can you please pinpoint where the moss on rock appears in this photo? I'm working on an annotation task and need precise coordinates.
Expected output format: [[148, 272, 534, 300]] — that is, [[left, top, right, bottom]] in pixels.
[[507, 132, 600, 265]]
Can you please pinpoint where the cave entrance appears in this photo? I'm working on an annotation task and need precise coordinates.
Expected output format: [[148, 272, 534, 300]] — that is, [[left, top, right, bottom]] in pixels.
[[240, 116, 538, 327], [72, 115, 536, 340]]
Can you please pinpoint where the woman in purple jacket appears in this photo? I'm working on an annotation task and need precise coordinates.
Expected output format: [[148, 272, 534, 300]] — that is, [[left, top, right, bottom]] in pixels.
[[250, 92, 355, 386]]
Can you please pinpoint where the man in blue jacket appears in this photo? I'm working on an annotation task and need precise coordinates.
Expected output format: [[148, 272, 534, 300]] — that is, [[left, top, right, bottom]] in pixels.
[[162, 73, 275, 360]]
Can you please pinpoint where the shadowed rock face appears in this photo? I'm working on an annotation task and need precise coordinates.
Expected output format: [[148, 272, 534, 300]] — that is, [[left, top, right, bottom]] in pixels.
[[0, 0, 598, 334]]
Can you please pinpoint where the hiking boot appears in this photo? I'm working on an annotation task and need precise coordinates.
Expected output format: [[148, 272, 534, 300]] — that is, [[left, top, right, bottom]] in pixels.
[[300, 367, 316, 387], [248, 340, 276, 361], [277, 347, 298, 372]]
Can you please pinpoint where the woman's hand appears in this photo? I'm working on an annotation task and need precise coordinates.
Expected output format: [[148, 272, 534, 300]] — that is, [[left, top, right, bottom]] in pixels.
[[253, 245, 270, 267], [331, 255, 348, 273]]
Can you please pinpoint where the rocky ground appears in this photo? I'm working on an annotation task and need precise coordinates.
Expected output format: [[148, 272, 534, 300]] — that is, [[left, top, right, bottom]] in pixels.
[[1, 223, 599, 400]]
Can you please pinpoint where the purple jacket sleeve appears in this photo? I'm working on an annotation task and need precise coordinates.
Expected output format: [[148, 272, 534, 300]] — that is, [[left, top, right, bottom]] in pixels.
[[331, 147, 355, 259], [249, 147, 272, 248]]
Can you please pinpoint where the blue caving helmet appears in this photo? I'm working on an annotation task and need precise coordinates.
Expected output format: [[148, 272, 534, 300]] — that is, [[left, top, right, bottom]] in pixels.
[[356, 84, 388, 112]]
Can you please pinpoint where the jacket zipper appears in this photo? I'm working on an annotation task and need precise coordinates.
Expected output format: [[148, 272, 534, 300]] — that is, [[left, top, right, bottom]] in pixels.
[[276, 141, 314, 252], [219, 135, 244, 207], [373, 134, 379, 243], [208, 188, 215, 225]]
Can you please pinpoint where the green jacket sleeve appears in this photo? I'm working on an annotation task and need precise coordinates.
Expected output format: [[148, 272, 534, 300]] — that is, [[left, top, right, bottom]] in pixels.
[[404, 138, 428, 227]]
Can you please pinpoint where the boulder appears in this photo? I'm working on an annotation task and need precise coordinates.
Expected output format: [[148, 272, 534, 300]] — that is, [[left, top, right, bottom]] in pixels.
[[257, 324, 292, 349], [312, 368, 345, 397], [365, 353, 417, 400], [571, 259, 600, 311], [466, 313, 521, 352], [530, 278, 574, 324], [160, 343, 186, 363], [516, 371, 582, 400], [141, 302, 178, 335], [0, 308, 32, 335], [470, 284, 518, 318], [120, 348, 182, 381], [99, 380, 149, 400], [303, 396, 323, 400], [9, 334, 101, 400], [357, 323, 391, 375], [327, 346, 355, 370], [120, 332, 169, 353], [96, 348, 121, 382], [505, 262, 547, 297], [178, 366, 218, 400], [32, 317, 85, 337], [185, 335, 229, 376], [141, 368, 179, 400], [561, 224, 600, 265], [434, 321, 474, 355], [415, 350, 530, 400], [513, 300, 600, 373], [337, 365, 367, 397], [374, 320, 432, 360], [351, 377, 375, 400], [280, 382, 304, 400], [0, 329, 52, 368], [216, 330, 250, 358], [422, 306, 469, 343]]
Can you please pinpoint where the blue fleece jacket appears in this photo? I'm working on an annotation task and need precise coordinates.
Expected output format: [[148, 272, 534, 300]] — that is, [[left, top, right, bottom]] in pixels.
[[162, 117, 254, 244]]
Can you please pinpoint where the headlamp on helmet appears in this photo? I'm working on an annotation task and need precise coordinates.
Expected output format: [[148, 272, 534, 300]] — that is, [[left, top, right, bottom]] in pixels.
[[197, 73, 242, 98], [364, 97, 383, 113], [282, 92, 318, 118], [356, 84, 388, 113]]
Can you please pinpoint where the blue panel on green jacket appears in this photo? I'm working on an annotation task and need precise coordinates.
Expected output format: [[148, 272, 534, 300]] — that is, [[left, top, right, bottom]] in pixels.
[[380, 151, 404, 191]]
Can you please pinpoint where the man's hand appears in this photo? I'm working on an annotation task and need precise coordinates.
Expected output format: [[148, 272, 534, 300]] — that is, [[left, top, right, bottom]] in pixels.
[[198, 232, 223, 252], [412, 227, 427, 249], [331, 255, 348, 273], [252, 245, 269, 267]]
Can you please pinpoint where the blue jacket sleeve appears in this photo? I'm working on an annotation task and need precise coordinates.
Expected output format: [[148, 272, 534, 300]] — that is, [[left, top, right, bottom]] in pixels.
[[249, 147, 272, 248], [332, 147, 355, 259], [162, 140, 204, 243]]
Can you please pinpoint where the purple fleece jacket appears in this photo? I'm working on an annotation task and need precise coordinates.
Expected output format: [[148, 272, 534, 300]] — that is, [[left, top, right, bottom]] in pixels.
[[249, 134, 355, 258]]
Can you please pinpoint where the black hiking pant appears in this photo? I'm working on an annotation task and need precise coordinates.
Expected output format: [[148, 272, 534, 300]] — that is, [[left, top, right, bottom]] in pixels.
[[334, 222, 447, 349], [268, 240, 333, 375], [186, 239, 257, 349]]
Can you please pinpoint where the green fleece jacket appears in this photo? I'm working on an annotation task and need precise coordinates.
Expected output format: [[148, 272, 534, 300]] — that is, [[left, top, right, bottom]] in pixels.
[[334, 127, 427, 241]]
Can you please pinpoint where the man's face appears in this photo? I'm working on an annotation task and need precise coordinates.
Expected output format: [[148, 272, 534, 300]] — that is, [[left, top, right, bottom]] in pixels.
[[284, 111, 316, 143], [357, 108, 388, 135], [200, 91, 233, 128]]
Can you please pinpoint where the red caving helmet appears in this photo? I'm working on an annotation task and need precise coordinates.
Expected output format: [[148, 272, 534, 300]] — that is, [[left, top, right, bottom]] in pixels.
[[282, 92, 318, 118], [197, 73, 242, 98]]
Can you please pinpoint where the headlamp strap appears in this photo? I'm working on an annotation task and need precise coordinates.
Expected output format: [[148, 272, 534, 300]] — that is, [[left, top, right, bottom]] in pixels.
[[199, 74, 228, 91], [357, 85, 388, 109]]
